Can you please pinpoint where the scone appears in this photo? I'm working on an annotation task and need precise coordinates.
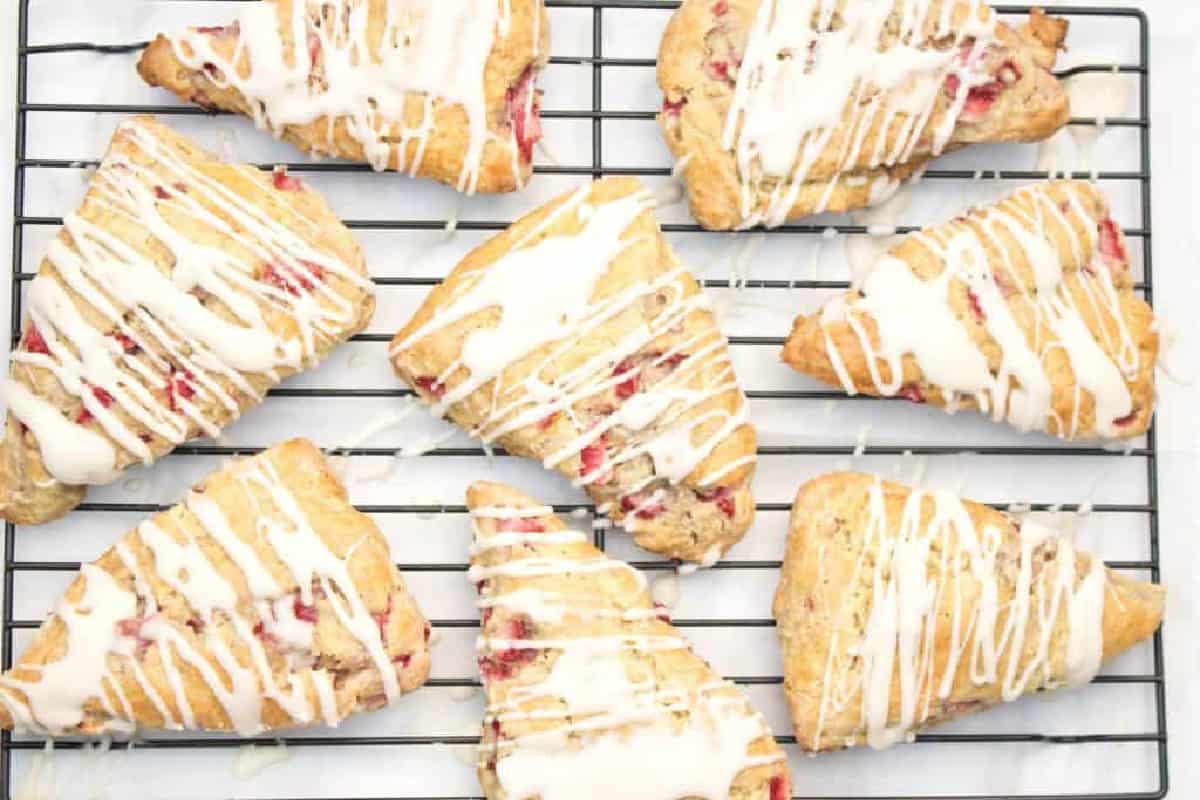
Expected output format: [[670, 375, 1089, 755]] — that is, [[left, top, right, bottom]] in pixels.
[[138, 0, 550, 194], [658, 0, 1069, 229], [390, 178, 757, 566], [0, 439, 431, 736], [774, 472, 1164, 752], [781, 181, 1158, 441], [0, 117, 375, 525], [468, 481, 789, 799]]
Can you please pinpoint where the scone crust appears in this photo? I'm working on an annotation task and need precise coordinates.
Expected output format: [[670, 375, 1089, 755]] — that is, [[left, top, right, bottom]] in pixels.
[[0, 116, 374, 525], [391, 178, 757, 564], [137, 0, 550, 194], [781, 181, 1158, 441], [469, 481, 787, 799], [0, 439, 430, 735], [657, 1, 1069, 229], [773, 472, 1165, 752]]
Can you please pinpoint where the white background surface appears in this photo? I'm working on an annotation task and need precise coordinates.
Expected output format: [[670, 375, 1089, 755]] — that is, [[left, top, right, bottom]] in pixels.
[[0, 1, 1196, 798]]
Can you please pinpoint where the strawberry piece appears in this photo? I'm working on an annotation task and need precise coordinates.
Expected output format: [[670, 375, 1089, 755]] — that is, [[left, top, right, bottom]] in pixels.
[[1113, 408, 1140, 428], [770, 774, 790, 800], [76, 408, 94, 425], [23, 326, 49, 355], [662, 352, 688, 369], [712, 0, 729, 14], [653, 602, 671, 622], [307, 31, 322, 68], [138, 432, 153, 443], [705, 60, 731, 81], [580, 435, 613, 483], [620, 491, 666, 520], [92, 386, 114, 408], [195, 25, 235, 36], [698, 485, 736, 518], [114, 332, 140, 353], [186, 617, 205, 634], [662, 96, 688, 117], [966, 289, 985, 321], [1098, 218, 1126, 264], [272, 166, 303, 192], [898, 383, 926, 405], [498, 516, 546, 533], [479, 617, 537, 683], [490, 718, 502, 738], [414, 375, 446, 400], [293, 596, 318, 623], [154, 185, 171, 200], [393, 652, 412, 667], [537, 411, 559, 430], [505, 67, 542, 164], [166, 369, 196, 412], [613, 357, 640, 399]]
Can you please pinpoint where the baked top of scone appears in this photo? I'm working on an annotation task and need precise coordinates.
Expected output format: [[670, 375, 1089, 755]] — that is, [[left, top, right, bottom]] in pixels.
[[0, 116, 375, 526], [468, 481, 789, 800], [390, 177, 757, 566], [658, 0, 1069, 229], [782, 181, 1158, 441], [0, 439, 430, 736], [138, 0, 550, 194], [773, 472, 1164, 752]]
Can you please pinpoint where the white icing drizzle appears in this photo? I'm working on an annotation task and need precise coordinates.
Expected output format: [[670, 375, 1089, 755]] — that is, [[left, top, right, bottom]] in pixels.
[[723, 0, 998, 227], [170, 1, 537, 192], [819, 183, 1140, 439], [472, 500, 783, 798], [810, 478, 1109, 750], [392, 186, 751, 534], [0, 452, 406, 735], [4, 118, 372, 488]]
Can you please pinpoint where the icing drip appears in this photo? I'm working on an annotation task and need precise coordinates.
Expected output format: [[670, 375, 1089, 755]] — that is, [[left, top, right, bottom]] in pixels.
[[471, 502, 783, 798], [392, 186, 751, 538], [820, 183, 1139, 439], [170, 1, 537, 192], [723, 0, 998, 228], [811, 478, 1109, 750], [0, 453, 403, 735], [3, 118, 371, 488]]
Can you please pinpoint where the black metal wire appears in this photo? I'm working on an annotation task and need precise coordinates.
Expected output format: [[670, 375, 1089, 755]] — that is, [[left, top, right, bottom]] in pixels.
[[4, 3, 1167, 800]]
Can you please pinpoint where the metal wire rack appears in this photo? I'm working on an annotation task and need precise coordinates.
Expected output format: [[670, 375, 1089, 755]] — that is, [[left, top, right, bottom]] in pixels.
[[4, 1, 1166, 799]]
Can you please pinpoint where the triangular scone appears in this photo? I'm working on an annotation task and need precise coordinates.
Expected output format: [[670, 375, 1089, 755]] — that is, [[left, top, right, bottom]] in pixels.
[[774, 472, 1164, 752], [782, 181, 1158, 441], [468, 481, 789, 799], [0, 439, 430, 736], [391, 178, 757, 566], [658, 0, 1069, 229], [138, 0, 550, 194], [0, 117, 375, 525]]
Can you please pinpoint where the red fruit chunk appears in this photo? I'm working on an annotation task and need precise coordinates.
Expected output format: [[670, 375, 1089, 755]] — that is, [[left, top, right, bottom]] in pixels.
[[154, 185, 171, 200], [293, 596, 318, 623], [770, 774, 790, 800], [966, 289, 985, 321], [261, 261, 319, 296], [92, 386, 114, 408], [414, 375, 446, 400], [114, 332, 140, 353], [76, 408, 94, 425], [713, 0, 729, 14], [138, 432, 153, 443], [580, 435, 613, 483], [506, 67, 542, 163], [186, 617, 205, 634], [272, 166, 303, 192], [613, 356, 640, 399], [1098, 217, 1126, 264], [490, 718, 502, 738], [116, 618, 144, 638], [662, 96, 687, 117], [537, 411, 558, 430], [195, 25, 235, 36], [394, 652, 412, 668], [307, 31, 322, 68], [167, 369, 196, 412], [498, 516, 546, 533], [705, 60, 731, 81], [620, 491, 666, 521], [1113, 408, 1140, 428], [698, 485, 736, 518], [23, 326, 49, 355], [653, 602, 671, 622], [898, 383, 926, 405]]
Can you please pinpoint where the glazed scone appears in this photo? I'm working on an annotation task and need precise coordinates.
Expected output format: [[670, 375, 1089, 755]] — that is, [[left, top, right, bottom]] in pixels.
[[781, 181, 1158, 441], [138, 0, 549, 194], [391, 178, 757, 566], [468, 481, 789, 799], [658, 0, 1069, 229], [774, 472, 1164, 752], [0, 439, 431, 735], [0, 117, 375, 525]]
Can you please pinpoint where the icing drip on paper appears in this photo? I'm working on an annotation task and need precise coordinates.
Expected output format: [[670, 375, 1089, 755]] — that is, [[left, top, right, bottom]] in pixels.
[[470, 503, 784, 799], [811, 478, 1108, 750], [819, 183, 1139, 439], [722, 0, 999, 228], [0, 454, 406, 735], [4, 118, 372, 488], [392, 187, 751, 548], [171, 0, 537, 192]]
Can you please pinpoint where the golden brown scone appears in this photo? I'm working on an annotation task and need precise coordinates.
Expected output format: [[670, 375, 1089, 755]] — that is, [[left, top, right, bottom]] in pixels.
[[774, 472, 1164, 752], [0, 439, 431, 735], [390, 178, 757, 566], [138, 0, 550, 194], [781, 181, 1158, 441], [0, 117, 374, 526], [468, 481, 789, 799], [658, 1, 1070, 229]]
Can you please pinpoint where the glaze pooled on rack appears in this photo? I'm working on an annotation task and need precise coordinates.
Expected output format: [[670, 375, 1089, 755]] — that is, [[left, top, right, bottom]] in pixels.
[[391, 178, 757, 566], [774, 472, 1164, 752], [0, 117, 374, 525], [0, 439, 430, 736], [138, 0, 549, 194], [468, 481, 788, 799], [657, 0, 1069, 229], [782, 181, 1158, 440]]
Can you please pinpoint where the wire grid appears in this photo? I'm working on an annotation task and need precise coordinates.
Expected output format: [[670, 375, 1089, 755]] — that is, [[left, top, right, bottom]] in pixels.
[[3, 1, 1166, 799]]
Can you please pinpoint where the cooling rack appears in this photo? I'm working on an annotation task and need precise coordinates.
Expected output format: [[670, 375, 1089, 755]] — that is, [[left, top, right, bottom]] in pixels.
[[4, 1, 1167, 799]]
